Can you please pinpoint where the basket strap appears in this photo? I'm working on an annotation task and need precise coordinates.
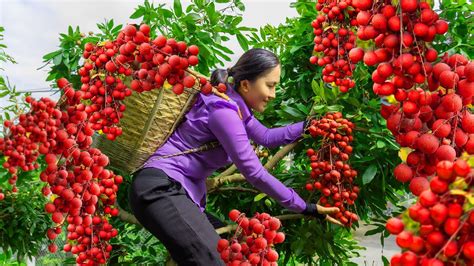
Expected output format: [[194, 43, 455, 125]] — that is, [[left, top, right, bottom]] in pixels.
[[132, 140, 221, 174]]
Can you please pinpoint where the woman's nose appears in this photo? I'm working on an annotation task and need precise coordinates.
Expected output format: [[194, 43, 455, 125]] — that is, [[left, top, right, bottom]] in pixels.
[[269, 90, 276, 99]]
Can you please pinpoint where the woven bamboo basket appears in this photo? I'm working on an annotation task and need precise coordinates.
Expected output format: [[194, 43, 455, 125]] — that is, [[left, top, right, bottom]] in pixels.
[[91, 82, 200, 175]]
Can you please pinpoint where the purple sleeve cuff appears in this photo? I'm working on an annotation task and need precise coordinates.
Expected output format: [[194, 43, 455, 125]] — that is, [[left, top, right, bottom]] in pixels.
[[245, 117, 304, 148], [208, 106, 307, 213]]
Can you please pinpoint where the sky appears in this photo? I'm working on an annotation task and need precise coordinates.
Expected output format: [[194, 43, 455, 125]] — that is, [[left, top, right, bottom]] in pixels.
[[0, 0, 298, 108]]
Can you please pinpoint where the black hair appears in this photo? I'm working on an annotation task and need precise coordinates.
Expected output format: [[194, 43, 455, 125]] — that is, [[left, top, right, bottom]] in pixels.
[[210, 48, 280, 90]]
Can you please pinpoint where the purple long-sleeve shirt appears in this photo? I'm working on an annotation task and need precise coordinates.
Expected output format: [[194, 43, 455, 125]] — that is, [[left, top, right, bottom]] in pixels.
[[142, 85, 307, 213]]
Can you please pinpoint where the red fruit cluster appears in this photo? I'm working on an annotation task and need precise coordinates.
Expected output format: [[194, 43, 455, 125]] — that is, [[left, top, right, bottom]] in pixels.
[[355, 1, 448, 98], [383, 54, 473, 186], [387, 159, 474, 265], [310, 0, 359, 92], [0, 95, 122, 264], [75, 24, 208, 141], [304, 112, 359, 226], [217, 209, 286, 266]]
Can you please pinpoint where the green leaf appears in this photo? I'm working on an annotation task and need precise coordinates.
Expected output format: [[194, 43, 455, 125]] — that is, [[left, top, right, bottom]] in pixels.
[[174, 0, 183, 17], [235, 0, 245, 11], [232, 17, 243, 26], [0, 90, 10, 98], [186, 5, 194, 13], [236, 33, 248, 51], [362, 164, 377, 185], [185, 13, 201, 22], [376, 140, 386, 148], [213, 47, 231, 62], [107, 19, 113, 29], [364, 226, 384, 236], [42, 50, 61, 61], [160, 9, 174, 19], [264, 199, 272, 207], [52, 54, 62, 65], [214, 43, 234, 54], [206, 2, 219, 24], [282, 105, 304, 119], [253, 193, 267, 202], [130, 7, 145, 19], [290, 45, 303, 54], [149, 246, 157, 257], [311, 79, 324, 99]]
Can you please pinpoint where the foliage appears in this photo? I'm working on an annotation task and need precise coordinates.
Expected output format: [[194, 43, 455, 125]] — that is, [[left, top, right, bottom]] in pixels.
[[0, 26, 31, 134], [0, 157, 50, 264], [130, 0, 254, 75], [435, 0, 474, 57], [0, 26, 16, 68]]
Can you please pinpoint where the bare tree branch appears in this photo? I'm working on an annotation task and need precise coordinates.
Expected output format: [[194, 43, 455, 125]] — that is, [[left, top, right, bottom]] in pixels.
[[215, 164, 238, 179], [212, 186, 259, 194], [115, 202, 141, 226], [206, 141, 300, 191]]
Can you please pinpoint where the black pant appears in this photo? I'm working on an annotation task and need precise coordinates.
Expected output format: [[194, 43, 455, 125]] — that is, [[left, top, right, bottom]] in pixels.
[[128, 167, 226, 266]]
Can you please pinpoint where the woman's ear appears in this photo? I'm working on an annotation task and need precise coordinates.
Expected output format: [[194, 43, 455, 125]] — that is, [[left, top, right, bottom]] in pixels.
[[239, 80, 250, 94]]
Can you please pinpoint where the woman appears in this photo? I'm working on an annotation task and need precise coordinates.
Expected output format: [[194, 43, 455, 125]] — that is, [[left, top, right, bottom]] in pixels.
[[129, 48, 341, 265]]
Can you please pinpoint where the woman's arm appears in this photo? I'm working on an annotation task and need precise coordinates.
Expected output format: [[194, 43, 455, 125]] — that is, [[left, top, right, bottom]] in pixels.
[[245, 115, 304, 149], [208, 106, 307, 213]]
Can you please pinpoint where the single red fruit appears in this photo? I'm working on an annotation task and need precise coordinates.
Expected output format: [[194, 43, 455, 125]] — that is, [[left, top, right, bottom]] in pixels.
[[124, 24, 137, 36], [444, 241, 459, 257], [463, 241, 474, 260], [415, 133, 439, 154], [430, 203, 448, 224], [229, 209, 241, 221], [436, 160, 454, 180], [401, 0, 418, 12], [57, 78, 69, 89], [48, 243, 58, 253], [394, 163, 413, 182], [454, 159, 470, 176], [435, 20, 449, 34], [409, 177, 429, 196], [419, 190, 438, 207], [396, 231, 413, 249], [363, 51, 378, 66], [349, 48, 364, 63], [444, 218, 460, 235], [386, 218, 404, 234], [183, 76, 196, 88]]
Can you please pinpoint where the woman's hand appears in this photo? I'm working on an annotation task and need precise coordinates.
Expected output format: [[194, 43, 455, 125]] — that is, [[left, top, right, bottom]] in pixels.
[[302, 203, 344, 226]]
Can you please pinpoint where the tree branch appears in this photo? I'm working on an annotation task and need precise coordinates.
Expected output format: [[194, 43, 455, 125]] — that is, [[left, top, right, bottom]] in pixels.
[[206, 141, 300, 192], [264, 141, 300, 170], [213, 186, 259, 194], [115, 202, 141, 226], [215, 164, 238, 179]]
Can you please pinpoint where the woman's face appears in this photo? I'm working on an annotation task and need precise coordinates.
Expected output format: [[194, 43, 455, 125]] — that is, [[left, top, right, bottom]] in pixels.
[[238, 65, 280, 113]]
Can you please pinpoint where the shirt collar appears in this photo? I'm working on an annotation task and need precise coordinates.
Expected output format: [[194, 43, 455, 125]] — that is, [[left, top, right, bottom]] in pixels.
[[226, 84, 253, 121]]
